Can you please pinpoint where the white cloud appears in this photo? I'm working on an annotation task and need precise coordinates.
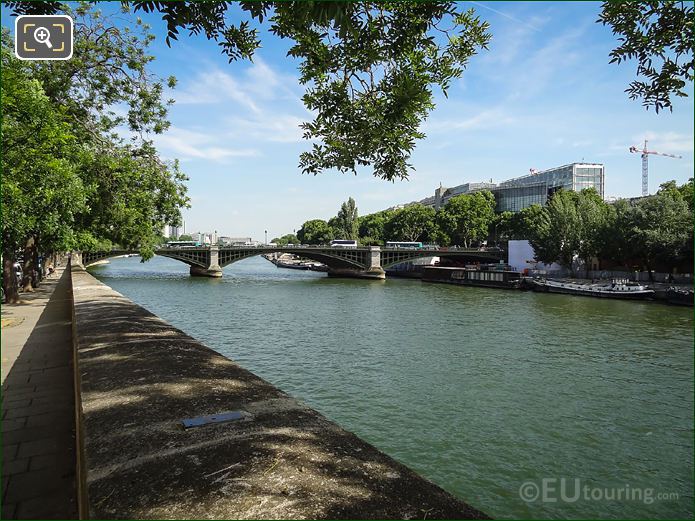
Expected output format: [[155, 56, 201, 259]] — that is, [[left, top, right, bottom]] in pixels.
[[424, 107, 516, 133], [470, 2, 545, 33], [503, 25, 586, 101], [169, 58, 309, 146], [172, 58, 301, 110], [153, 127, 260, 162], [481, 13, 551, 67], [633, 131, 694, 155], [227, 114, 306, 143], [173, 70, 261, 113], [600, 132, 694, 159]]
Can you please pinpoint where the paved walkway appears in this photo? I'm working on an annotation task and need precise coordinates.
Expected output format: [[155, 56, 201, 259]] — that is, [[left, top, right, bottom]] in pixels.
[[1, 268, 78, 519]]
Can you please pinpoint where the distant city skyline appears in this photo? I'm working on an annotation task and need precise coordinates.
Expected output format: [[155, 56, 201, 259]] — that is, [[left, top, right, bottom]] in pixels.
[[4, 1, 692, 243]]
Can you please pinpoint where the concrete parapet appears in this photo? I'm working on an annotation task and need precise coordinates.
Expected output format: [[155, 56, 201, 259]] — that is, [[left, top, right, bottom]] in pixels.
[[70, 268, 486, 519]]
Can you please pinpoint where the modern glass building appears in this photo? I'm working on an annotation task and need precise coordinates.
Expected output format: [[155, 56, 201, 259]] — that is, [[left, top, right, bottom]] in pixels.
[[417, 163, 604, 213], [494, 163, 604, 212]]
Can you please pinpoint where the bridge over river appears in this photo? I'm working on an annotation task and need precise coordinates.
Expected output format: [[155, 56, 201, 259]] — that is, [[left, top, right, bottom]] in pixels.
[[76, 245, 505, 279]]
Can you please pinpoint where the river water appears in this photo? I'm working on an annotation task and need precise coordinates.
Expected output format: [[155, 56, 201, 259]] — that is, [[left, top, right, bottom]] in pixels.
[[90, 255, 693, 519]]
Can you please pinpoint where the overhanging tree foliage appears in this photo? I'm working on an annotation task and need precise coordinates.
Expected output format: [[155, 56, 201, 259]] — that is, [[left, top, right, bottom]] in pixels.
[[598, 1, 694, 112], [1, 6, 189, 301], [2, 41, 87, 295], [8, 1, 491, 181]]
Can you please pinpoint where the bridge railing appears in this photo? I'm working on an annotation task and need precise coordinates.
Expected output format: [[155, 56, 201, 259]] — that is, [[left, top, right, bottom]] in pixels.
[[157, 245, 504, 251]]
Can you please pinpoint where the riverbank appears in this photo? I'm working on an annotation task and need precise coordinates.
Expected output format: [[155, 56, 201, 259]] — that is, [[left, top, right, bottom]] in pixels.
[[71, 263, 487, 519], [419, 266, 693, 305]]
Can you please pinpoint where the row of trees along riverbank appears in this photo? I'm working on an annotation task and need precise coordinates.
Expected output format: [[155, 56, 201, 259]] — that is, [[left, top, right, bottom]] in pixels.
[[292, 181, 693, 280], [499, 182, 693, 279], [1, 7, 189, 303], [293, 192, 496, 248]]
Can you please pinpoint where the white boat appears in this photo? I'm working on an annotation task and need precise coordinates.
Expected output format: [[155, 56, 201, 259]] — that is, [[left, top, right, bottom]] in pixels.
[[532, 278, 655, 300]]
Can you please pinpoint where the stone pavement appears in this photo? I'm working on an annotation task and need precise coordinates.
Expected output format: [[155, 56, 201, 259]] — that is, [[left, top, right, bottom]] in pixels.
[[1, 268, 78, 519]]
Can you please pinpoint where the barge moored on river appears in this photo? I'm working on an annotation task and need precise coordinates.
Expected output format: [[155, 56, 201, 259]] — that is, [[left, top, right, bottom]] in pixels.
[[665, 286, 695, 306], [422, 265, 522, 289], [275, 260, 312, 270], [263, 253, 326, 271], [531, 278, 655, 300]]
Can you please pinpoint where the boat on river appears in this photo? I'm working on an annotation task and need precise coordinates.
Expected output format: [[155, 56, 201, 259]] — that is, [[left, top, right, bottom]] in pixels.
[[275, 260, 312, 270], [422, 265, 522, 289], [665, 286, 694, 306], [263, 253, 316, 270], [531, 278, 655, 300]]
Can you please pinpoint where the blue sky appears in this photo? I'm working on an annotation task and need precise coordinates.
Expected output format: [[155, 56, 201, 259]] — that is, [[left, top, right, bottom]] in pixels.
[[4, 2, 694, 241]]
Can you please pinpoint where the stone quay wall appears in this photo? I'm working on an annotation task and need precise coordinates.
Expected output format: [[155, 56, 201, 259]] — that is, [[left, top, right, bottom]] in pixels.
[[70, 264, 487, 519]]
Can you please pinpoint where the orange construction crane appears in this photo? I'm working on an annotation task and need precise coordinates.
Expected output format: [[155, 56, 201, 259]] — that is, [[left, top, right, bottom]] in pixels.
[[629, 139, 682, 196]]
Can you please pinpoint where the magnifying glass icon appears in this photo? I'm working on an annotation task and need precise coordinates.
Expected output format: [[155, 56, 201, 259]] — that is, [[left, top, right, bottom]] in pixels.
[[33, 26, 53, 49]]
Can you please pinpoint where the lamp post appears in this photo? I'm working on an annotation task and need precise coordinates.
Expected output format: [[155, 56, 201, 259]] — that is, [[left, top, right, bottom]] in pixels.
[[265, 230, 268, 245]]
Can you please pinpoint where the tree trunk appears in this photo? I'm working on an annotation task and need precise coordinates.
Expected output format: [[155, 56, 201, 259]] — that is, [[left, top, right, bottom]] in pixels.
[[646, 264, 654, 282], [21, 235, 37, 292], [3, 255, 19, 304], [33, 242, 41, 285]]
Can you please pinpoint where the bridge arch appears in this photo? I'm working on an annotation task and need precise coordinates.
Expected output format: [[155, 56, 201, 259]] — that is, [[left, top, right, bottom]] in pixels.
[[380, 251, 439, 269], [156, 250, 210, 268], [217, 248, 368, 270], [380, 249, 504, 269], [81, 249, 209, 269], [82, 250, 136, 268]]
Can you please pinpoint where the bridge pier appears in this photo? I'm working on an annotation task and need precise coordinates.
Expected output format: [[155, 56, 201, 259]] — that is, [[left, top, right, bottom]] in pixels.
[[327, 247, 385, 280], [189, 245, 223, 278], [189, 266, 223, 277]]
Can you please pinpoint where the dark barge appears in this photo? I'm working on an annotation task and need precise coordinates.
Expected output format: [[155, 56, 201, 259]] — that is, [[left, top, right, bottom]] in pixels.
[[422, 265, 522, 289]]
